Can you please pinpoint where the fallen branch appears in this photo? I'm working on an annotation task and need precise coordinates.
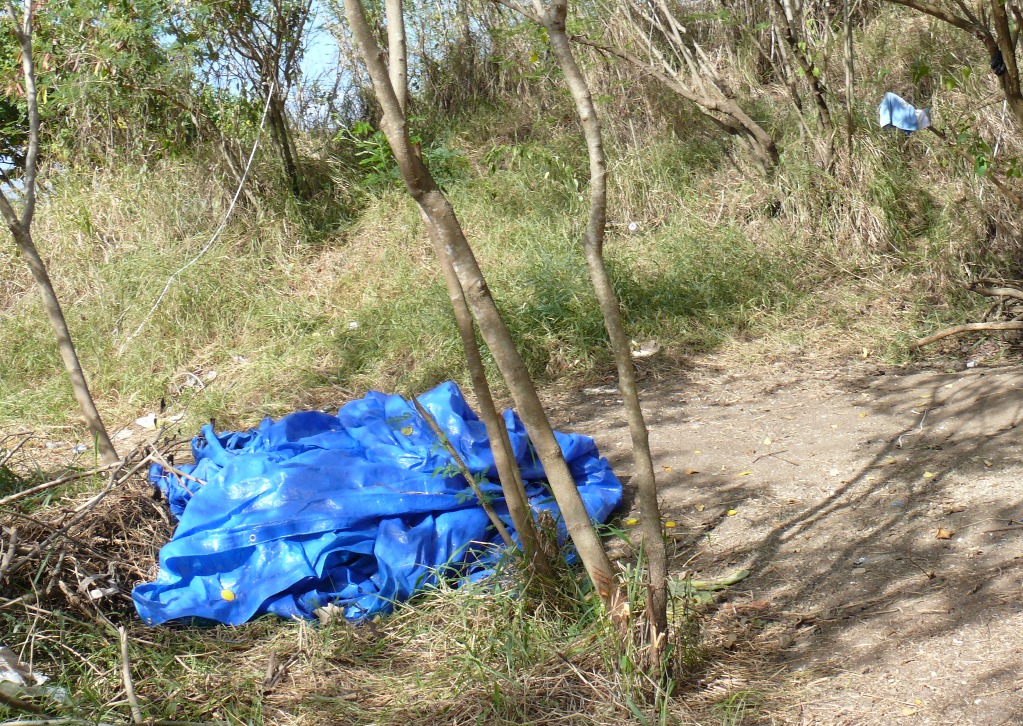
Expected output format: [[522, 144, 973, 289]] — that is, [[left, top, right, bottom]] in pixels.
[[0, 463, 121, 508], [982, 524, 1023, 533], [970, 279, 1023, 302], [910, 321, 1023, 349]]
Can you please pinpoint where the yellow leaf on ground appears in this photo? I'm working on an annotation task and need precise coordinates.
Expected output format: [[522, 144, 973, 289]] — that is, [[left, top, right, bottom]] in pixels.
[[901, 707, 918, 716], [727, 509, 738, 516], [737, 470, 752, 477], [664, 521, 676, 528], [694, 450, 702, 454], [662, 466, 671, 471], [625, 518, 639, 526], [686, 469, 700, 475], [923, 471, 936, 479], [695, 504, 705, 512]]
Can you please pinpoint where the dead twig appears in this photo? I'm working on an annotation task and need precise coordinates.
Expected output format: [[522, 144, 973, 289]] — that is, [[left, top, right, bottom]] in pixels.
[[752, 449, 799, 466], [970, 278, 1023, 303], [0, 526, 17, 580], [0, 433, 32, 468], [148, 448, 202, 495], [411, 397, 514, 547], [0, 463, 121, 508], [119, 626, 144, 724], [3, 451, 154, 580]]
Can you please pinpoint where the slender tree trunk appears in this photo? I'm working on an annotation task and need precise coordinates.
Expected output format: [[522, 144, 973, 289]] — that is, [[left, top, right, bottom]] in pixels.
[[385, 0, 409, 113], [344, 0, 629, 622], [9, 228, 119, 464], [770, 0, 835, 165], [377, 0, 556, 588], [270, 95, 301, 196], [989, 0, 1023, 129], [843, 0, 855, 159], [537, 0, 668, 657], [420, 211, 555, 582], [0, 1, 118, 465]]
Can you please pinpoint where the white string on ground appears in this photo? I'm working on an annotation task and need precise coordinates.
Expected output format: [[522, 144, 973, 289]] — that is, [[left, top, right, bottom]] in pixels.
[[117, 81, 277, 356]]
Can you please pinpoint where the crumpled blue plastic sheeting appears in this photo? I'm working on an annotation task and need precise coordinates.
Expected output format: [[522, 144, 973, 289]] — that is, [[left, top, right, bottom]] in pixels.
[[133, 382, 622, 626], [879, 91, 931, 133]]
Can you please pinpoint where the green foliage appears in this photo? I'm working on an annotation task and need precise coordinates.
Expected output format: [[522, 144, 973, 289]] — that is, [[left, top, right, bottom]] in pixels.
[[28, 0, 193, 161], [335, 120, 467, 191]]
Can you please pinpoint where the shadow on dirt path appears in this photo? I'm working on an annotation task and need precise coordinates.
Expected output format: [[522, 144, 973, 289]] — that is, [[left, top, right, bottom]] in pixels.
[[550, 358, 1023, 725]]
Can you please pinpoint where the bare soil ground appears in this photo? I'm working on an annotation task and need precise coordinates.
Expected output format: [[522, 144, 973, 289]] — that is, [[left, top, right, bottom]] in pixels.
[[551, 354, 1023, 725]]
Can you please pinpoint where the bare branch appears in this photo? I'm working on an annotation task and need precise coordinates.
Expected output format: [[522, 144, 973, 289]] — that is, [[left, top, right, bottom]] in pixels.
[[883, 0, 987, 39], [0, 1, 118, 464], [912, 321, 1023, 348], [490, 0, 543, 26], [411, 398, 514, 548], [11, 0, 38, 227]]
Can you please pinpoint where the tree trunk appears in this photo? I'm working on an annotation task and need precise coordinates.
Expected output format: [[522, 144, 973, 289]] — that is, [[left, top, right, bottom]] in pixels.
[[0, 1, 118, 465], [988, 0, 1023, 130], [770, 0, 835, 166], [420, 210, 555, 582], [538, 0, 668, 658], [385, 0, 409, 113], [346, 10, 632, 621], [269, 94, 301, 196], [8, 227, 119, 464], [380, 0, 552, 583], [843, 0, 855, 159]]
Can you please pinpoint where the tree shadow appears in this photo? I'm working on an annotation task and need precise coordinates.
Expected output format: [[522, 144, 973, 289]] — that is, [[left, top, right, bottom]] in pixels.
[[557, 362, 1023, 722]]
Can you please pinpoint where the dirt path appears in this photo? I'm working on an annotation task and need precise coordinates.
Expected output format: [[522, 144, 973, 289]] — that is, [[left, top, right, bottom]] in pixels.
[[554, 358, 1023, 725]]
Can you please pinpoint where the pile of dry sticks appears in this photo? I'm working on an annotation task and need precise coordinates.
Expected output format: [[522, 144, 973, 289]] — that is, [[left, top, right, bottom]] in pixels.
[[0, 436, 180, 618]]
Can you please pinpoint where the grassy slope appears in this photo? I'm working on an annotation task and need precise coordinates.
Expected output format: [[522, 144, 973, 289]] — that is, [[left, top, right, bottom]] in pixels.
[[3, 115, 998, 440]]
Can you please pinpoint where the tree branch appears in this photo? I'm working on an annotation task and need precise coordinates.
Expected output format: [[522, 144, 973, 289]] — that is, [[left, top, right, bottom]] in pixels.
[[883, 0, 989, 41], [912, 321, 1023, 348]]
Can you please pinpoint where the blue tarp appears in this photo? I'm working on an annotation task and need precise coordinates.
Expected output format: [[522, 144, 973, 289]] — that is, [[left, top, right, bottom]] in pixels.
[[879, 91, 931, 133], [133, 382, 622, 626]]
